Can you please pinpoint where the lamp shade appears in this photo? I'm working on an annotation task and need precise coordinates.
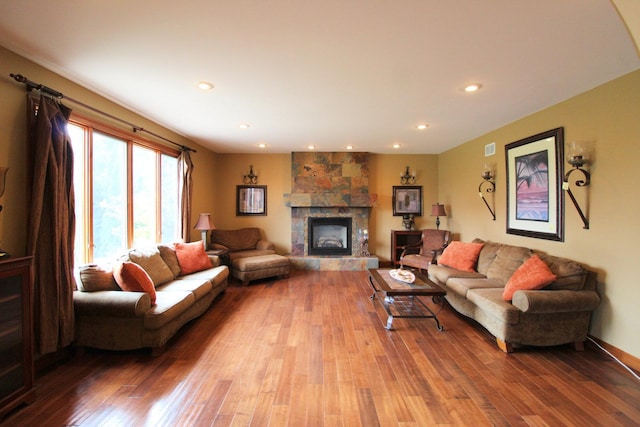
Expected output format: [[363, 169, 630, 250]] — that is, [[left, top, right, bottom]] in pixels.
[[431, 203, 446, 217], [194, 213, 215, 230]]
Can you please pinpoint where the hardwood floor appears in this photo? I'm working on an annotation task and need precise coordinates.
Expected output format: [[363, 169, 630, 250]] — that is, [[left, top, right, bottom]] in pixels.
[[2, 270, 639, 426]]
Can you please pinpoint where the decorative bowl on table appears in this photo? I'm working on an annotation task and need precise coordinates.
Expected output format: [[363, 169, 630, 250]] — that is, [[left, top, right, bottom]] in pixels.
[[389, 268, 415, 284]]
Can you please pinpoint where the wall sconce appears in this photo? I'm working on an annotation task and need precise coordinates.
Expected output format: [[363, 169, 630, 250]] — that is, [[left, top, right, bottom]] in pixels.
[[431, 203, 447, 230], [478, 165, 496, 220], [243, 165, 259, 184], [400, 166, 416, 185], [0, 167, 8, 213], [194, 213, 215, 248], [563, 141, 592, 229]]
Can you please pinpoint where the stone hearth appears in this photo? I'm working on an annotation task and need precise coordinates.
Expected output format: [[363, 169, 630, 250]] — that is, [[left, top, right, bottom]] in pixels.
[[285, 152, 378, 271]]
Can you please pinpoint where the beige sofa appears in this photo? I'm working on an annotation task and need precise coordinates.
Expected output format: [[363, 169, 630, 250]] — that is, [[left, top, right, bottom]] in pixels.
[[73, 244, 229, 354], [428, 239, 600, 352]]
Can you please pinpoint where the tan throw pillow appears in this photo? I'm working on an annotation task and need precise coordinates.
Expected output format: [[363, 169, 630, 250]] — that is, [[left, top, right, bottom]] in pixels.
[[486, 245, 532, 284], [158, 244, 182, 277], [78, 264, 119, 292], [128, 246, 175, 287]]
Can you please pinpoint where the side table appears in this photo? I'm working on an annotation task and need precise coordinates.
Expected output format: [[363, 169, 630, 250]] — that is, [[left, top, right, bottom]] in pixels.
[[206, 249, 230, 266]]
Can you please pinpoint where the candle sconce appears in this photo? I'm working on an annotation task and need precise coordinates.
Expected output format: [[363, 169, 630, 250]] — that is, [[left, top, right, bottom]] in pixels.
[[400, 166, 416, 185], [563, 141, 592, 229], [478, 168, 496, 221], [242, 165, 259, 184]]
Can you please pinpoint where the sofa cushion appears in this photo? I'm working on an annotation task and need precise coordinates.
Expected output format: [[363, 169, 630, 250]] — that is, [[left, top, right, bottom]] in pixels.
[[128, 246, 176, 287], [467, 288, 521, 325], [113, 261, 157, 305], [143, 291, 195, 330], [158, 244, 182, 277], [210, 228, 261, 251], [473, 239, 503, 275], [78, 264, 119, 292], [428, 264, 485, 285], [486, 245, 532, 284], [438, 241, 484, 272], [157, 279, 212, 300], [446, 277, 504, 298], [537, 253, 587, 291], [503, 254, 557, 301], [174, 241, 213, 275]]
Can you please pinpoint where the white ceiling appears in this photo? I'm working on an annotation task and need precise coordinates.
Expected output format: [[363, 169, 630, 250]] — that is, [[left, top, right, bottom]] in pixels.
[[1, 1, 638, 154]]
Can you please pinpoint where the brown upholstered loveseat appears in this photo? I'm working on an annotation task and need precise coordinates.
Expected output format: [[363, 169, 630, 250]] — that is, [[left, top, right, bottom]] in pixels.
[[209, 227, 275, 261], [428, 239, 600, 352]]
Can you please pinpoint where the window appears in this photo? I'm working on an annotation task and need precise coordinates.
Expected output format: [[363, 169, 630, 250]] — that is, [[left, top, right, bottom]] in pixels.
[[69, 118, 180, 267]]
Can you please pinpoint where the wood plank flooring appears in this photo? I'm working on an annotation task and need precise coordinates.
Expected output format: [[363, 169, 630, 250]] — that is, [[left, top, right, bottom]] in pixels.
[[2, 270, 639, 426]]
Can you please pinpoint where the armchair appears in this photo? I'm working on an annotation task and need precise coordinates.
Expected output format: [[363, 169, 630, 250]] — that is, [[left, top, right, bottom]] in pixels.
[[400, 229, 451, 271]]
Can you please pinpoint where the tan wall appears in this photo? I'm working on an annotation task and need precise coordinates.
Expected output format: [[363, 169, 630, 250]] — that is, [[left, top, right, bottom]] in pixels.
[[439, 69, 640, 358], [212, 153, 438, 261], [0, 46, 216, 254], [213, 153, 292, 254]]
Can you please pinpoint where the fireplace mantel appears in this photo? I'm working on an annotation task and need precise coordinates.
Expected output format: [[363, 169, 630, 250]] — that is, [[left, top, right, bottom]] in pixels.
[[284, 192, 377, 208]]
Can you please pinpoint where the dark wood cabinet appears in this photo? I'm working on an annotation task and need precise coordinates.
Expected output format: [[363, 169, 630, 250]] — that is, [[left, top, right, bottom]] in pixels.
[[390, 230, 422, 267], [0, 256, 34, 419]]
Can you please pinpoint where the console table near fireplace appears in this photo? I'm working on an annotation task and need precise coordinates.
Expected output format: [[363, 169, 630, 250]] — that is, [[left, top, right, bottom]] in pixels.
[[391, 230, 422, 267]]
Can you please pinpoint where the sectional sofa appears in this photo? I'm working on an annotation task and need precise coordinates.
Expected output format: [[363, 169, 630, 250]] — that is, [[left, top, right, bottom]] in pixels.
[[428, 239, 601, 352]]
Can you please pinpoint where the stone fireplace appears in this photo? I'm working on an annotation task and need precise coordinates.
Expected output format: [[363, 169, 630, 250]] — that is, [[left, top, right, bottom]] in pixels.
[[285, 152, 378, 270]]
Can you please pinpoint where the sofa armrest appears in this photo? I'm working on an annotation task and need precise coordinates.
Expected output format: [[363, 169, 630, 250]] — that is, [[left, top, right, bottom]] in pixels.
[[208, 255, 221, 267], [512, 290, 600, 314], [256, 239, 275, 251], [209, 242, 229, 251], [74, 290, 151, 317]]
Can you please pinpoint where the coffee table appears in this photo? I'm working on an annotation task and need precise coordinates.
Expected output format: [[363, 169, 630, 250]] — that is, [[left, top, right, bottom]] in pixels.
[[368, 268, 446, 331]]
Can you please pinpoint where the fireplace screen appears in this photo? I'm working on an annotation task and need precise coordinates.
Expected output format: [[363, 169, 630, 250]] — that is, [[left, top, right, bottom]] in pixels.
[[308, 217, 352, 256]]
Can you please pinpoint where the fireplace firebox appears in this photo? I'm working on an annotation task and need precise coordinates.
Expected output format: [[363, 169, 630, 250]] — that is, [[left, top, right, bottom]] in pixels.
[[308, 217, 352, 256]]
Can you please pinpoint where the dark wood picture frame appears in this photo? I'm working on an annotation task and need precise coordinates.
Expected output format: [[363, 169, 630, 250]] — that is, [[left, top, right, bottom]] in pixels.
[[392, 186, 423, 216], [505, 127, 564, 241], [236, 185, 267, 216]]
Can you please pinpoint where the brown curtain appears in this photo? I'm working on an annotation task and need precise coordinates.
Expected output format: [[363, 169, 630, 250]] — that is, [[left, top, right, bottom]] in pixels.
[[27, 94, 76, 355], [178, 150, 194, 242]]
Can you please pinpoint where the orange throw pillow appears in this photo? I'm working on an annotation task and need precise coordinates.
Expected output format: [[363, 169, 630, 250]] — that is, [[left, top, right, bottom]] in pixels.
[[113, 261, 157, 305], [173, 241, 213, 275], [438, 241, 484, 272], [503, 254, 557, 301]]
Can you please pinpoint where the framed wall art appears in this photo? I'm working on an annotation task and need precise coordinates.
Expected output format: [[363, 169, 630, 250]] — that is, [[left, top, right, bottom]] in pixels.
[[505, 127, 564, 241], [392, 186, 423, 216], [236, 185, 267, 216]]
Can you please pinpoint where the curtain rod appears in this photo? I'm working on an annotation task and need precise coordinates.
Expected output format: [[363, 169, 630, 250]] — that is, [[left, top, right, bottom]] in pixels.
[[9, 73, 196, 153]]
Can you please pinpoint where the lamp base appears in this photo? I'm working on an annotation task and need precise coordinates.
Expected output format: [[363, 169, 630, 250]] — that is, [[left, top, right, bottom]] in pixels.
[[201, 231, 208, 249]]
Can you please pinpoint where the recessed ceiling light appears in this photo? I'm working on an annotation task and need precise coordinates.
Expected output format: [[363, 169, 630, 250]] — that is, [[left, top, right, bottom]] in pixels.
[[239, 123, 251, 129], [308, 145, 316, 150], [464, 83, 482, 92], [392, 143, 402, 149], [257, 143, 268, 148], [197, 81, 214, 91], [346, 145, 354, 150], [416, 124, 429, 130]]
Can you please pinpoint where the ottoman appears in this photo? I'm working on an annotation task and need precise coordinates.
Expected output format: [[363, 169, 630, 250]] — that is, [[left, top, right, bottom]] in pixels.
[[231, 254, 290, 286]]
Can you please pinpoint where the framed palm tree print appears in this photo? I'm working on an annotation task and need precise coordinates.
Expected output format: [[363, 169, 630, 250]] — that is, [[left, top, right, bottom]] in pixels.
[[506, 127, 564, 241]]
